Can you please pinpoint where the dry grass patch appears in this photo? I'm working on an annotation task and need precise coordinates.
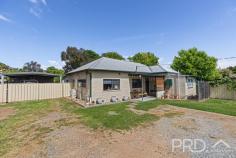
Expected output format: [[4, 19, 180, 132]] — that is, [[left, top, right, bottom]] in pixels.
[[172, 118, 199, 131], [0, 107, 15, 121]]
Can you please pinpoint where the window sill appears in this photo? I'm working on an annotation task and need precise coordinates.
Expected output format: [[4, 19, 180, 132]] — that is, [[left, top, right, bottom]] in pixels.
[[103, 89, 120, 92]]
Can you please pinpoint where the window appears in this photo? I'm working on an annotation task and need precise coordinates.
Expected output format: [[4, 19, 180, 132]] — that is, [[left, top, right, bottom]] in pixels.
[[164, 79, 173, 89], [187, 78, 193, 88], [132, 79, 142, 88], [78, 79, 86, 88], [70, 79, 75, 89], [103, 79, 120, 90]]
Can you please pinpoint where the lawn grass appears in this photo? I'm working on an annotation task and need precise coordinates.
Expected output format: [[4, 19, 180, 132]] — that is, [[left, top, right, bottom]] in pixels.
[[0, 98, 158, 156], [59, 99, 158, 130], [0, 100, 55, 156], [136, 99, 236, 116], [3, 98, 235, 156]]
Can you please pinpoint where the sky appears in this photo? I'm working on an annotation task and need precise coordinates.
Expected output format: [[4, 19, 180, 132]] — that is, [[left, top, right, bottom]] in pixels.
[[1, 0, 236, 69]]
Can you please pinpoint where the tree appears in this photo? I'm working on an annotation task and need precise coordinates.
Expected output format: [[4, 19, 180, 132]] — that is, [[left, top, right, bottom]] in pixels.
[[61, 46, 100, 73], [0, 62, 11, 72], [46, 66, 64, 75], [228, 66, 236, 74], [128, 52, 159, 66], [219, 68, 233, 78], [46, 66, 64, 83], [82, 50, 100, 64], [171, 48, 220, 80], [102, 52, 125, 60], [23, 61, 43, 72]]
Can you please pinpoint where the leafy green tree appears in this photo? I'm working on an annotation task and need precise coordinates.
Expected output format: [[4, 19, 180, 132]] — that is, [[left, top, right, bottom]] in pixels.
[[102, 52, 125, 60], [83, 50, 100, 63], [0, 62, 11, 72], [128, 52, 159, 66], [23, 61, 43, 72], [171, 48, 220, 80], [46, 66, 64, 75], [46, 66, 64, 83], [61, 46, 100, 73]]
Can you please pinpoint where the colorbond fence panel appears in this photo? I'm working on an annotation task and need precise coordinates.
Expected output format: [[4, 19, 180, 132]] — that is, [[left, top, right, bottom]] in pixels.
[[210, 85, 236, 100], [0, 84, 7, 103], [0, 83, 71, 103]]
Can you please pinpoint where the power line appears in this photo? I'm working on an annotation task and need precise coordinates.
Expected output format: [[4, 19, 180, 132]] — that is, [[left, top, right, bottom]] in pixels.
[[160, 57, 236, 65], [217, 57, 236, 60]]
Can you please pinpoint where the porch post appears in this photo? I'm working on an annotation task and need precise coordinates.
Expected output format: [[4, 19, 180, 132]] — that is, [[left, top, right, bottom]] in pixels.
[[155, 76, 157, 98], [140, 74, 143, 101]]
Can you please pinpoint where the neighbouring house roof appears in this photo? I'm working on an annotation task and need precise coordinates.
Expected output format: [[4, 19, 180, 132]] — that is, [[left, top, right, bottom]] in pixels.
[[68, 57, 178, 74], [149, 65, 178, 74], [230, 74, 236, 79], [3, 72, 59, 77]]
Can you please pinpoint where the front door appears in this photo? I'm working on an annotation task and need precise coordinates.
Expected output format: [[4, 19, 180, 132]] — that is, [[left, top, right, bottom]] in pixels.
[[77, 79, 87, 100]]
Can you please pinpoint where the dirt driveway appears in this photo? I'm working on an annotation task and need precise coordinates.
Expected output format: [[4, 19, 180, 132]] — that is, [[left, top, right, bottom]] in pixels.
[[7, 105, 236, 158]]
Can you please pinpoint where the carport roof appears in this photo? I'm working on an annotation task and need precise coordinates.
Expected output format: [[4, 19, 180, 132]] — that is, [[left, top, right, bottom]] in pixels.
[[68, 57, 178, 74], [3, 72, 59, 77]]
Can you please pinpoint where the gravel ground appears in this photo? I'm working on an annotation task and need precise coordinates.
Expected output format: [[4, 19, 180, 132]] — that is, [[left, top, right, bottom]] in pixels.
[[154, 106, 236, 158], [8, 105, 236, 158]]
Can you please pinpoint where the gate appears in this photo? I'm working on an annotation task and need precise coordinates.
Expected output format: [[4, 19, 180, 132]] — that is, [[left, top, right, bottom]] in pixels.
[[196, 80, 210, 100]]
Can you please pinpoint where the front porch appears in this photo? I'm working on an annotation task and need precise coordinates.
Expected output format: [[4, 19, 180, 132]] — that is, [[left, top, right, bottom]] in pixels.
[[129, 73, 181, 100], [132, 96, 156, 102], [129, 75, 164, 99]]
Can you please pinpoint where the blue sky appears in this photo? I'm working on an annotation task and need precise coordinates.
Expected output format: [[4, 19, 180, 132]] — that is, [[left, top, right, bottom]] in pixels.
[[1, 0, 236, 69]]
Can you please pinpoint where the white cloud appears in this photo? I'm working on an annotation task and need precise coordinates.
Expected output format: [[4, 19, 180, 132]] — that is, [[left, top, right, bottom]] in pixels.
[[29, 0, 47, 17], [29, 0, 38, 4], [0, 14, 11, 22], [29, 8, 42, 18], [29, 0, 47, 6], [47, 60, 64, 69], [218, 58, 236, 69], [41, 0, 47, 6]]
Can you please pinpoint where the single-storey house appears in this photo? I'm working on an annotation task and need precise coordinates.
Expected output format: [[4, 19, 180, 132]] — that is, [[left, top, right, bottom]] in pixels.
[[65, 57, 197, 106], [3, 72, 60, 83]]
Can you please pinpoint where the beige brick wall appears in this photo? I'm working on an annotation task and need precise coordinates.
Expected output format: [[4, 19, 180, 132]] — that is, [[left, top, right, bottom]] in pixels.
[[65, 71, 90, 100], [91, 71, 131, 102], [65, 70, 198, 102]]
